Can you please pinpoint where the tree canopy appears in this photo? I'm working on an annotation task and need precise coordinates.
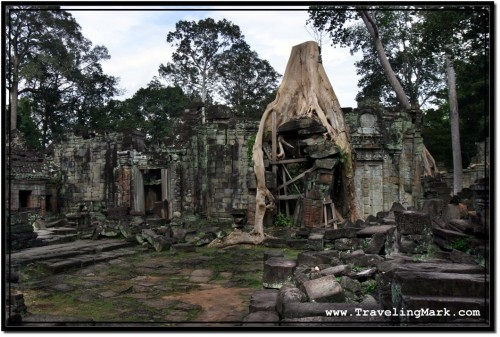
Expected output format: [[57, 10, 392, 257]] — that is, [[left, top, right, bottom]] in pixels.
[[6, 5, 119, 146], [308, 5, 490, 170], [159, 17, 280, 120]]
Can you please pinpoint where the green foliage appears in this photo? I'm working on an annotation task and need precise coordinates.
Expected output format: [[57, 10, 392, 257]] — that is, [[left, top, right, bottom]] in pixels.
[[17, 98, 43, 150], [451, 237, 470, 253], [7, 6, 119, 146], [159, 17, 280, 118], [361, 280, 377, 294], [247, 134, 257, 163], [114, 79, 189, 144], [274, 212, 294, 227]]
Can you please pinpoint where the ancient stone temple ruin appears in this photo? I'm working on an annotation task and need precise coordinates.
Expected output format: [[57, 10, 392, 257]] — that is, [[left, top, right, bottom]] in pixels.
[[7, 102, 436, 228]]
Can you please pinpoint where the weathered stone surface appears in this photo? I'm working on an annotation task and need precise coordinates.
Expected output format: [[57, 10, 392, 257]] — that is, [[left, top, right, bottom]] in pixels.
[[432, 227, 470, 242], [315, 158, 339, 169], [443, 204, 462, 222], [276, 286, 306, 316], [307, 233, 324, 251], [421, 198, 445, 217], [306, 142, 340, 159], [390, 202, 406, 212], [171, 243, 196, 253], [334, 238, 363, 251], [399, 235, 429, 255], [357, 225, 396, 237], [395, 262, 484, 274], [189, 269, 214, 283], [277, 118, 322, 132], [319, 265, 351, 277], [297, 251, 332, 266], [302, 275, 344, 302], [343, 250, 368, 266], [242, 310, 280, 325], [286, 239, 309, 249], [262, 257, 297, 289], [393, 271, 488, 298], [249, 289, 279, 313], [448, 219, 475, 234], [324, 227, 358, 240], [449, 249, 477, 264], [350, 267, 377, 280], [171, 228, 187, 242], [364, 233, 386, 255], [395, 211, 431, 235], [340, 276, 363, 295], [263, 251, 284, 262]]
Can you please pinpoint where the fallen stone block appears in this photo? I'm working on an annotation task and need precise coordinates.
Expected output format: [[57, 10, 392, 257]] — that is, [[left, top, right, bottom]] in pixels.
[[324, 227, 358, 240], [393, 271, 489, 298], [276, 286, 306, 317], [364, 233, 386, 255], [308, 233, 324, 251], [319, 265, 351, 277], [263, 251, 284, 263], [249, 289, 279, 313], [334, 238, 363, 251], [302, 275, 344, 302], [297, 251, 331, 267], [357, 225, 396, 238], [262, 257, 297, 289], [171, 243, 196, 253], [395, 211, 431, 235], [242, 311, 280, 326]]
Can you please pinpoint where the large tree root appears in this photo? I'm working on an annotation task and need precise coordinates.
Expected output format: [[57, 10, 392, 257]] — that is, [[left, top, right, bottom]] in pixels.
[[210, 41, 361, 248]]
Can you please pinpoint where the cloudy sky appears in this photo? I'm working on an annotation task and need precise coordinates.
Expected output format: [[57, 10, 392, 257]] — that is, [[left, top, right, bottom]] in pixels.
[[65, 5, 362, 108]]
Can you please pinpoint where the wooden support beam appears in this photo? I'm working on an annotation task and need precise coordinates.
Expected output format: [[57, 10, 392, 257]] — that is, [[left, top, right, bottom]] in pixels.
[[271, 111, 278, 196], [281, 166, 290, 217], [277, 165, 316, 190], [269, 158, 309, 165], [277, 194, 302, 200]]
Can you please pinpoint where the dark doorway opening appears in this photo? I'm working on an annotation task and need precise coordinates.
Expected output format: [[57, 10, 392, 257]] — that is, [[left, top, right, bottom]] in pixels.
[[19, 190, 32, 209]]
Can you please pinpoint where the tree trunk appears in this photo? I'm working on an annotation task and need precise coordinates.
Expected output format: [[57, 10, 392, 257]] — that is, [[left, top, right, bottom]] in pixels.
[[445, 53, 463, 194], [10, 84, 18, 130], [359, 10, 411, 109], [10, 57, 19, 130], [209, 41, 360, 248]]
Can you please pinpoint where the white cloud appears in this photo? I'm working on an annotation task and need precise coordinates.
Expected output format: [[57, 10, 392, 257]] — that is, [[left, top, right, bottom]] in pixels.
[[66, 7, 362, 107]]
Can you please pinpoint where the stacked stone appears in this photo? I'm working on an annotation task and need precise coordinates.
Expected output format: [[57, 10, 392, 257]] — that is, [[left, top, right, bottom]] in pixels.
[[8, 212, 42, 251], [394, 210, 433, 255]]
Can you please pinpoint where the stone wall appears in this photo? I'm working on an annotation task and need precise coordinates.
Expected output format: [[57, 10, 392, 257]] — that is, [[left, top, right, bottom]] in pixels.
[[345, 105, 424, 218], [49, 130, 146, 213], [43, 104, 430, 222], [177, 119, 259, 221]]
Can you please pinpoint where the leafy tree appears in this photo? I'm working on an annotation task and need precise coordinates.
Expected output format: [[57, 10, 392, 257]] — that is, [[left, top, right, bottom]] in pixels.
[[308, 6, 441, 108], [159, 17, 280, 121], [16, 97, 43, 150], [217, 41, 280, 118], [112, 79, 190, 144], [6, 5, 119, 145], [308, 5, 490, 192], [419, 7, 489, 192]]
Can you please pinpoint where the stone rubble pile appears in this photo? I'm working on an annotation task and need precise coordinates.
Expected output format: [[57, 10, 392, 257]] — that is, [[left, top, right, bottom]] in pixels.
[[243, 194, 489, 326]]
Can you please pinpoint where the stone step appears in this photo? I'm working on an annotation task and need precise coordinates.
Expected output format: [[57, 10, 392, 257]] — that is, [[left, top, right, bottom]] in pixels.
[[393, 271, 489, 298], [37, 234, 79, 246], [38, 248, 138, 274], [401, 295, 489, 323], [9, 239, 136, 266]]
